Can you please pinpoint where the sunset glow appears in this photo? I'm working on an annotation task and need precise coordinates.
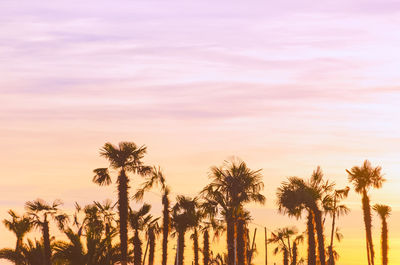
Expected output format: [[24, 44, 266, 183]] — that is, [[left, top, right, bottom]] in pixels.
[[1, 1, 400, 265]]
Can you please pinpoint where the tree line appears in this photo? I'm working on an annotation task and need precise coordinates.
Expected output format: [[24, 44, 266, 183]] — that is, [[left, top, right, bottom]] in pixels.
[[0, 141, 392, 265]]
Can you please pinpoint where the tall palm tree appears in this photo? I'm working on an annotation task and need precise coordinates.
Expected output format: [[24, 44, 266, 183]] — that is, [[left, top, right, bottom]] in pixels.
[[326, 187, 350, 265], [3, 210, 33, 257], [172, 196, 198, 265], [200, 159, 265, 265], [25, 199, 68, 265], [373, 204, 391, 265], [134, 166, 170, 265], [93, 141, 151, 265], [347, 160, 385, 265]]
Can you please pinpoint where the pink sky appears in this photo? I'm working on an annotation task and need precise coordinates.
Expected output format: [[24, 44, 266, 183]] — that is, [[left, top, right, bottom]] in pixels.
[[1, 1, 400, 264]]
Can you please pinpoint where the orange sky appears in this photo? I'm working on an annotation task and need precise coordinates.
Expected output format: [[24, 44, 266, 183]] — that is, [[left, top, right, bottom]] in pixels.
[[1, 0, 400, 264]]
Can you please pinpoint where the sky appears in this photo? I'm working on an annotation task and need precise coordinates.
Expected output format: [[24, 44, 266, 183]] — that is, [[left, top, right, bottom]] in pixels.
[[1, 0, 400, 264]]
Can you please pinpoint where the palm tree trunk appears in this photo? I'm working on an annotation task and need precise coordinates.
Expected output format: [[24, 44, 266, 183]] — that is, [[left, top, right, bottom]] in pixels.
[[162, 192, 170, 265], [362, 190, 374, 265], [148, 227, 155, 265], [178, 227, 185, 265], [291, 242, 297, 265], [227, 217, 236, 265], [328, 195, 337, 265], [42, 220, 51, 265], [313, 207, 326, 265], [118, 169, 129, 265], [203, 229, 210, 265], [193, 228, 199, 265], [307, 212, 316, 265], [133, 229, 143, 265], [236, 218, 247, 265], [381, 218, 388, 265], [283, 248, 289, 265]]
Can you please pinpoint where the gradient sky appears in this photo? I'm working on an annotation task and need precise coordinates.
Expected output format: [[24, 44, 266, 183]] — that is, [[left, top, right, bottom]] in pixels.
[[1, 1, 400, 264]]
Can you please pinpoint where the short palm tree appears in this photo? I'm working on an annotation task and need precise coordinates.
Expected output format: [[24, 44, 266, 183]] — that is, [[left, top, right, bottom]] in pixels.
[[3, 210, 33, 257], [134, 166, 170, 265], [347, 160, 385, 265], [0, 239, 46, 265], [25, 199, 68, 265], [172, 196, 198, 265], [93, 141, 151, 265], [277, 168, 332, 265], [128, 203, 156, 265], [200, 159, 265, 265], [373, 204, 391, 265], [326, 187, 350, 265]]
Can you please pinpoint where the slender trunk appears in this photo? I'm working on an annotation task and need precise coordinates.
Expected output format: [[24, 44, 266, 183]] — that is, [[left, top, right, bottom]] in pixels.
[[105, 223, 112, 265], [203, 229, 210, 265], [193, 228, 199, 265], [287, 236, 292, 262], [133, 229, 142, 265], [313, 207, 326, 265], [236, 218, 247, 265], [328, 195, 337, 265], [162, 193, 170, 265], [178, 227, 185, 265], [143, 237, 149, 265], [42, 219, 51, 265], [265, 227, 268, 265], [307, 212, 316, 265], [118, 169, 129, 265], [381, 218, 388, 265], [148, 227, 155, 265], [283, 248, 289, 265], [291, 242, 297, 265], [227, 217, 236, 265], [362, 190, 374, 265]]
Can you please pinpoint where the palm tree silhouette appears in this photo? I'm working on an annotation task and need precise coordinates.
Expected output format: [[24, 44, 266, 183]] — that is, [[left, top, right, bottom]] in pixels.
[[200, 159, 265, 265], [326, 187, 350, 265], [93, 141, 151, 265], [1, 210, 33, 265], [128, 203, 157, 265], [268, 227, 300, 265], [347, 160, 385, 265], [172, 195, 198, 265], [373, 204, 391, 265], [277, 168, 332, 265], [0, 239, 47, 265], [134, 166, 170, 265], [25, 199, 68, 265], [3, 210, 33, 257]]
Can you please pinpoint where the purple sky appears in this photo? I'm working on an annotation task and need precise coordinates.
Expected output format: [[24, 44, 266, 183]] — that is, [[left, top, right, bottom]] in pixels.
[[1, 1, 400, 264]]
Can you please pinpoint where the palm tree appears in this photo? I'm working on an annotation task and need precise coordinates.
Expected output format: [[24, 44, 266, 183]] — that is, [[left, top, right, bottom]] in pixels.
[[94, 199, 117, 263], [93, 141, 151, 265], [3, 210, 33, 260], [347, 160, 385, 265], [128, 203, 156, 265], [373, 204, 391, 265], [326, 187, 350, 265], [25, 199, 68, 265], [268, 227, 294, 265], [277, 169, 331, 265], [0, 239, 46, 265], [134, 166, 170, 265], [200, 159, 265, 265], [172, 196, 198, 265], [145, 219, 160, 265]]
